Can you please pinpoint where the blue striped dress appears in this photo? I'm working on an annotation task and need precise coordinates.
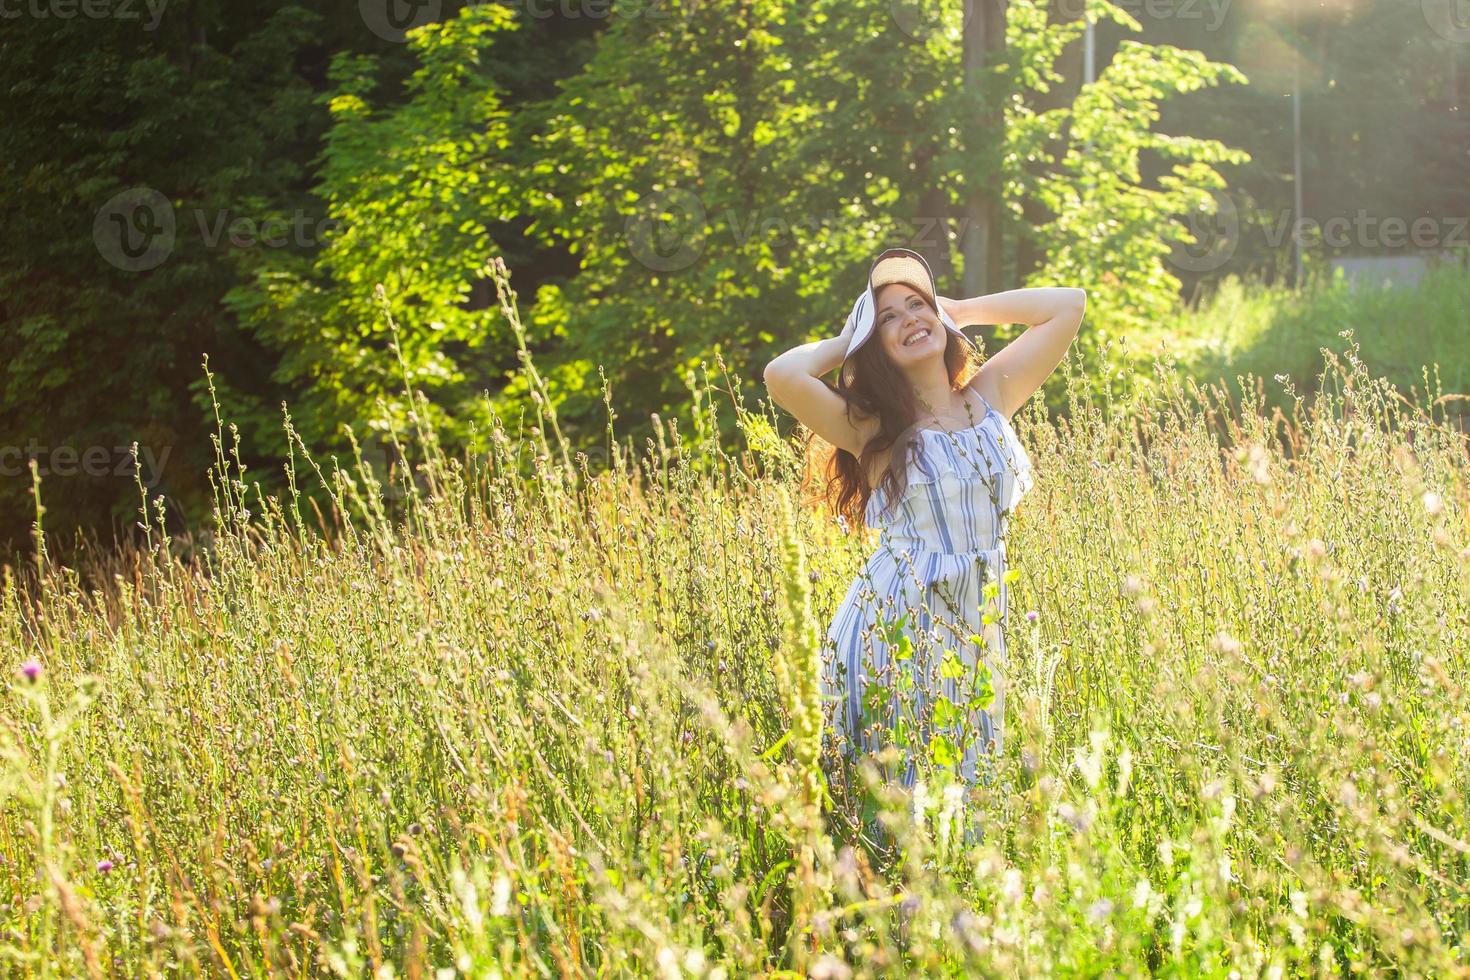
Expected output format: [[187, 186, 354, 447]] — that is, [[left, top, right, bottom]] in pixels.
[[821, 389, 1035, 789]]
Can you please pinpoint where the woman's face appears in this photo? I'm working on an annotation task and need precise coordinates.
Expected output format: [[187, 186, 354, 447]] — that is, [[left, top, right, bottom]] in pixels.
[[875, 282, 943, 369]]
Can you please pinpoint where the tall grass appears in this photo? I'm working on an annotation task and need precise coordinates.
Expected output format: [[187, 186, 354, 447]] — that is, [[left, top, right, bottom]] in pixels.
[[1137, 263, 1470, 428], [2, 258, 1468, 975]]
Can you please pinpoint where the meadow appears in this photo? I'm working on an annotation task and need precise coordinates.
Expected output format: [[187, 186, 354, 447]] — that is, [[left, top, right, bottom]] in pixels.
[[2, 278, 1469, 976]]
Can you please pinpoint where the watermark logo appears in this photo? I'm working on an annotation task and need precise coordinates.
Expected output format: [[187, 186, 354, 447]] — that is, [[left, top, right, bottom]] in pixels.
[[358, 0, 696, 41], [93, 187, 175, 273], [1169, 189, 1239, 273], [890, 0, 976, 40], [622, 188, 989, 273], [0, 442, 171, 487], [1054, 0, 1232, 30], [1422, 0, 1470, 42], [1168, 193, 1470, 273], [0, 0, 168, 30], [525, 0, 701, 21], [625, 188, 709, 272], [94, 186, 340, 272], [359, 0, 442, 42]]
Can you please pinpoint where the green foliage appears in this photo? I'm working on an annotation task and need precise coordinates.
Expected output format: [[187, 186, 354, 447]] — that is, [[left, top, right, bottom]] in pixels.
[[1004, 0, 1251, 411], [0, 6, 335, 553], [220, 5, 524, 459]]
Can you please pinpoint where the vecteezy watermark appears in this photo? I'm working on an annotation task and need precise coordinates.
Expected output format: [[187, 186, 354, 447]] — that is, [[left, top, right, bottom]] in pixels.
[[889, 0, 976, 40], [1053, 0, 1232, 30], [0, 0, 167, 29], [94, 187, 340, 272], [624, 188, 709, 272], [518, 0, 701, 21], [359, 0, 441, 42], [1169, 189, 1240, 273], [1168, 193, 1470, 273], [623, 188, 987, 272], [0, 443, 171, 487], [358, 0, 697, 42], [93, 187, 175, 273], [1422, 0, 1470, 42]]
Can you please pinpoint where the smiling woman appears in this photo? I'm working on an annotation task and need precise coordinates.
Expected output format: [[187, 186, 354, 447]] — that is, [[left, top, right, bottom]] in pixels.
[[762, 246, 1085, 810]]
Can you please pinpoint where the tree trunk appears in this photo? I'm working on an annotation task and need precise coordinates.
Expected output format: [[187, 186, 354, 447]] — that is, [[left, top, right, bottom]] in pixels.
[[961, 0, 1008, 296], [1017, 0, 1087, 284]]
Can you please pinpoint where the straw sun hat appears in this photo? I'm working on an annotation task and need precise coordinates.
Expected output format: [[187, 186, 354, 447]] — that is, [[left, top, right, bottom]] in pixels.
[[838, 246, 972, 386]]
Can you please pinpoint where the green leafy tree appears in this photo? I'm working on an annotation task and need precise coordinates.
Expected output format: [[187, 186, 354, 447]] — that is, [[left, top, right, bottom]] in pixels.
[[519, 0, 1249, 439], [218, 4, 524, 463], [0, 6, 337, 558], [1004, 0, 1250, 409]]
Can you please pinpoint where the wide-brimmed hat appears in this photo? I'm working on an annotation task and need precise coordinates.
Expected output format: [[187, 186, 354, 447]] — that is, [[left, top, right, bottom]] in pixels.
[[839, 247, 970, 386]]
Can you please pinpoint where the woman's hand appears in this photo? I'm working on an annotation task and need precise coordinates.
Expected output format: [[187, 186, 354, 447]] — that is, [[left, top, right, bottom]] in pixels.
[[941, 288, 1085, 328], [935, 295, 967, 328], [838, 290, 866, 345]]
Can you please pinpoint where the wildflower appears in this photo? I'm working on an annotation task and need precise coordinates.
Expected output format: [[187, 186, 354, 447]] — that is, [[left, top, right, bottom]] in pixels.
[[1087, 898, 1115, 924], [18, 659, 41, 682], [1025, 610, 1039, 624], [1123, 574, 1143, 596], [811, 955, 853, 980], [1423, 491, 1444, 516], [490, 874, 511, 917], [1290, 890, 1308, 918], [97, 859, 114, 874], [1305, 538, 1326, 561], [1212, 630, 1242, 656], [951, 910, 986, 953], [1057, 801, 1090, 832], [1246, 444, 1272, 484]]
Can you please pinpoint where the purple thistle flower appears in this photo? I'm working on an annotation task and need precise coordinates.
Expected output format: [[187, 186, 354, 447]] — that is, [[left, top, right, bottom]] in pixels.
[[19, 659, 42, 682], [1025, 610, 1039, 624], [97, 859, 114, 873]]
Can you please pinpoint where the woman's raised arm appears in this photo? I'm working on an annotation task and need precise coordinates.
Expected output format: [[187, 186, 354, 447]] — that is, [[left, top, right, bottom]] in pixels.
[[939, 287, 1087, 422]]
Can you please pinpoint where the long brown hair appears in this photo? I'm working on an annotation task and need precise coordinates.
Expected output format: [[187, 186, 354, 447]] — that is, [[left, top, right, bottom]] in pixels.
[[796, 298, 986, 532]]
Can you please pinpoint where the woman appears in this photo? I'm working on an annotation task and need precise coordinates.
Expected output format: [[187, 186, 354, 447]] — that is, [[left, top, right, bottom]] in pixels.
[[762, 247, 1085, 793]]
